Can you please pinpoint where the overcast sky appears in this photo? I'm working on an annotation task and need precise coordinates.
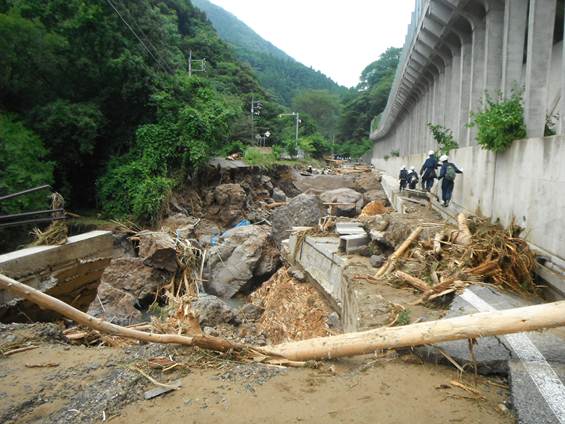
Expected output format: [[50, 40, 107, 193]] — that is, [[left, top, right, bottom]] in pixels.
[[207, 0, 415, 88]]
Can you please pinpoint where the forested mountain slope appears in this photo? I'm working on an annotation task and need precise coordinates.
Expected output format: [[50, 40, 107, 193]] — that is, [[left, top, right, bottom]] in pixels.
[[191, 0, 346, 104]]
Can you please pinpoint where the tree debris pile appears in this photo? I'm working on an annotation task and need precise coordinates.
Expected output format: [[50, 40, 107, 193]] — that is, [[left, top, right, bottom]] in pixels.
[[381, 215, 538, 302], [250, 268, 334, 344]]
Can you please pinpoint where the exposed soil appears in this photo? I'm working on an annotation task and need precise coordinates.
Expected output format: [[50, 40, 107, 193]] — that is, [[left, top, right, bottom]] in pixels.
[[0, 324, 513, 424]]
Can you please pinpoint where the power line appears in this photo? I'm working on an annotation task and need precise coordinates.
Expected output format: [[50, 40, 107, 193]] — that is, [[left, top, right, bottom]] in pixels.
[[104, 0, 171, 74], [114, 0, 175, 74]]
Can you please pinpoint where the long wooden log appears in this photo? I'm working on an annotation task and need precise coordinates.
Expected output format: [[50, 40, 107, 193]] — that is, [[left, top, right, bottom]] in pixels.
[[374, 226, 423, 278], [394, 271, 432, 295], [262, 300, 565, 361], [0, 273, 240, 353]]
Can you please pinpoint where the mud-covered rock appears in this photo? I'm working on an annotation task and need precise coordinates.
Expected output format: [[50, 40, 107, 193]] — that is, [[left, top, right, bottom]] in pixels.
[[88, 258, 170, 325], [239, 303, 264, 321], [355, 172, 381, 192], [370, 254, 386, 268], [272, 187, 288, 202], [191, 294, 237, 327], [206, 183, 248, 226], [320, 188, 364, 217], [271, 194, 325, 245], [138, 231, 178, 273], [205, 225, 280, 298], [363, 189, 387, 203]]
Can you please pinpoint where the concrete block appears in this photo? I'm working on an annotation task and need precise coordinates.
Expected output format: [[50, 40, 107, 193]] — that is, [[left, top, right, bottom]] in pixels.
[[339, 234, 369, 254]]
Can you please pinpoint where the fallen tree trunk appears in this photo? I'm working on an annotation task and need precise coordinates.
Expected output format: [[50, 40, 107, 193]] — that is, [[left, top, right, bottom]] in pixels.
[[394, 271, 433, 295], [4, 273, 565, 364], [374, 226, 423, 278], [0, 273, 240, 353], [262, 299, 565, 361]]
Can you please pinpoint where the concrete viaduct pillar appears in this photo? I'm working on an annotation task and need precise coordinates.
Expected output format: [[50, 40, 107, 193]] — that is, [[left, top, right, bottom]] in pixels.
[[501, 0, 528, 96], [483, 2, 505, 96], [457, 38, 473, 144], [562, 25, 565, 135], [524, 0, 557, 137], [467, 19, 486, 146]]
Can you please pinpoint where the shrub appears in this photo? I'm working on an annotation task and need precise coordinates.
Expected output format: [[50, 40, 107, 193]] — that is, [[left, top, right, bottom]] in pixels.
[[243, 147, 277, 168], [427, 123, 458, 155], [390, 149, 400, 157], [468, 89, 526, 153]]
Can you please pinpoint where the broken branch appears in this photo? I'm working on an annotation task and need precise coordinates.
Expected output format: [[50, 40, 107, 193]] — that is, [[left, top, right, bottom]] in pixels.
[[0, 273, 242, 353], [375, 226, 423, 278]]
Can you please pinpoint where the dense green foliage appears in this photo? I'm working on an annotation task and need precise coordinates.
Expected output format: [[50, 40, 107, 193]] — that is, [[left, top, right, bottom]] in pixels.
[[338, 48, 401, 142], [468, 90, 527, 153], [427, 123, 459, 155], [0, 0, 285, 222], [0, 114, 54, 213], [190, 0, 346, 105]]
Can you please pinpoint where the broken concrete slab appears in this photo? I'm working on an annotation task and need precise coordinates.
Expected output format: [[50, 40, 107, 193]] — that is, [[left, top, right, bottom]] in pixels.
[[0, 231, 113, 322], [144, 380, 182, 400], [339, 234, 369, 254], [335, 222, 366, 235]]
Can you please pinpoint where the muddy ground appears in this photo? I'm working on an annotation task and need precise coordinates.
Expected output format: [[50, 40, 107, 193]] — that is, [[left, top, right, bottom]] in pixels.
[[0, 324, 512, 424]]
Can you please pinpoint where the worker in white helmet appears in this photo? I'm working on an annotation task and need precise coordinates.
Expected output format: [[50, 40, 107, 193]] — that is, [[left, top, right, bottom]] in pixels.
[[407, 166, 419, 189], [398, 165, 408, 191], [438, 155, 463, 207], [420, 150, 439, 192]]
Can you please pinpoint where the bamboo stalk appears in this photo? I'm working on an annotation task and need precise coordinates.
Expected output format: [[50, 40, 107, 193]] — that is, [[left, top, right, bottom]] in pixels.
[[0, 273, 241, 353]]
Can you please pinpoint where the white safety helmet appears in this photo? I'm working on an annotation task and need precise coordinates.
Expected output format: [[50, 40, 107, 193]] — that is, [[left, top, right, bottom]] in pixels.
[[428, 150, 435, 156], [439, 155, 448, 162], [410, 166, 415, 170], [401, 165, 406, 170]]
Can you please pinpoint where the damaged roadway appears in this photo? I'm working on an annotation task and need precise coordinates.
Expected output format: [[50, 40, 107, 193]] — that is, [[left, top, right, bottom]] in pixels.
[[0, 160, 562, 423]]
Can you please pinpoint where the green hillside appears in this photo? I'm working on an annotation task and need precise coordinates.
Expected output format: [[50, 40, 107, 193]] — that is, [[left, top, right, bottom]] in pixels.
[[191, 0, 346, 105]]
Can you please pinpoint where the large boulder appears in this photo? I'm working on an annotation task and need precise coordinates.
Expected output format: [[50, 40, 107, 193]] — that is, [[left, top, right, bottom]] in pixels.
[[88, 258, 170, 325], [319, 188, 364, 217], [191, 294, 237, 327], [138, 231, 178, 273], [271, 194, 325, 245], [205, 225, 280, 298], [205, 183, 248, 226]]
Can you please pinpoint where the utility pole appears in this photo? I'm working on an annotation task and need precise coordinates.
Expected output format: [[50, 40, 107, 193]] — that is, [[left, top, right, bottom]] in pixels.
[[188, 50, 206, 77], [250, 97, 262, 144]]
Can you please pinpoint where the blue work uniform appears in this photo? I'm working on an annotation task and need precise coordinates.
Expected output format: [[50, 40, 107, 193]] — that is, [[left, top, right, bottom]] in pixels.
[[420, 156, 438, 191], [438, 161, 462, 205], [399, 169, 408, 191]]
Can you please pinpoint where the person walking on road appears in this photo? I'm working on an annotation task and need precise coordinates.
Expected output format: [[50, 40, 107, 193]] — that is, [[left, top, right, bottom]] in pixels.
[[399, 165, 408, 191], [407, 166, 419, 190], [438, 155, 462, 207], [420, 150, 438, 192]]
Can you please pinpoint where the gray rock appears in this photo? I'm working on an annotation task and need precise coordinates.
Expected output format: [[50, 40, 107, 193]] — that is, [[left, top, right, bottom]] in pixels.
[[205, 225, 280, 298], [272, 187, 288, 202], [206, 183, 248, 226], [271, 194, 325, 245], [260, 175, 274, 192], [363, 189, 387, 204], [203, 326, 219, 337], [191, 295, 236, 327], [289, 268, 306, 282], [327, 312, 340, 329], [239, 303, 264, 321], [319, 188, 364, 217], [137, 231, 178, 273], [370, 255, 386, 268]]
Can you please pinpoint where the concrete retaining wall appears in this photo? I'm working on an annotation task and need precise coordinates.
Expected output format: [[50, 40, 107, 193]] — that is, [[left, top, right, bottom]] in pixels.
[[371, 136, 565, 266]]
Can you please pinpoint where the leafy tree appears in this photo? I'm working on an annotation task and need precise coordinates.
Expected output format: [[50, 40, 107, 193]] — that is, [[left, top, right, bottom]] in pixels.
[[299, 134, 332, 159], [338, 47, 400, 142], [0, 114, 54, 214], [427, 123, 459, 155]]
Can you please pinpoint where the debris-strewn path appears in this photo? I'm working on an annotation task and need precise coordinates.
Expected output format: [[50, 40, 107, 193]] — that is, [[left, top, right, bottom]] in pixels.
[[0, 323, 512, 424]]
